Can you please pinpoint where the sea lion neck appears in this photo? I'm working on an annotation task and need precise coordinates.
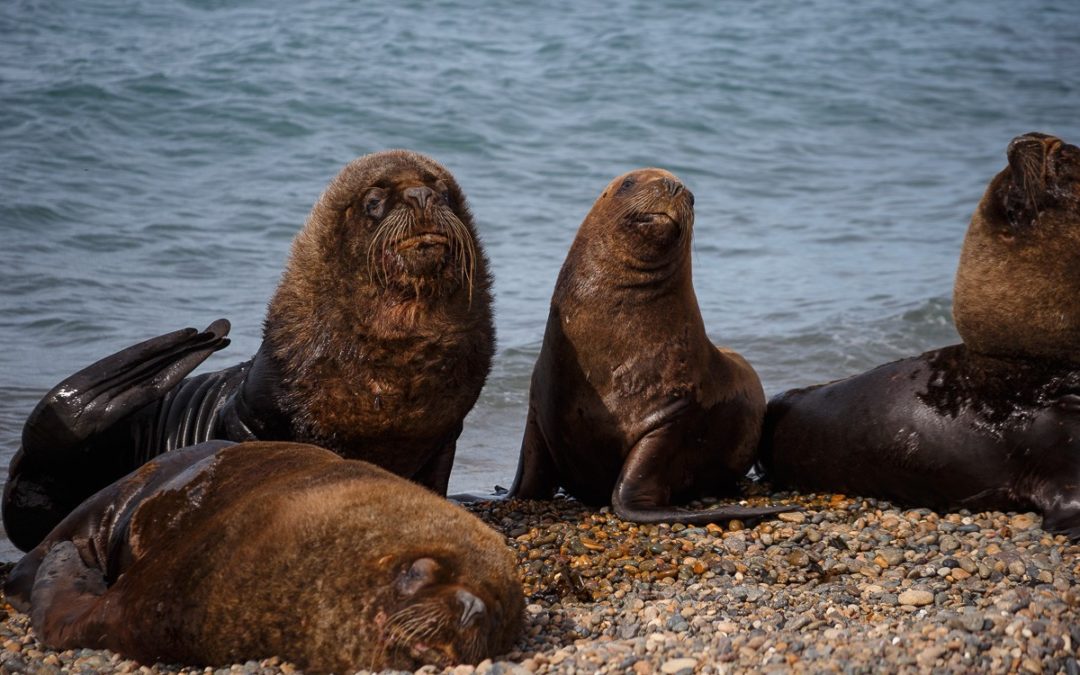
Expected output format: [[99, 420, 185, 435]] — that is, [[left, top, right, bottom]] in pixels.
[[555, 232, 695, 306]]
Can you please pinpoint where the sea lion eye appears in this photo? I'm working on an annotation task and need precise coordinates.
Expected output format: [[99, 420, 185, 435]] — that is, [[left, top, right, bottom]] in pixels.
[[364, 188, 388, 219], [396, 557, 440, 596], [617, 177, 635, 194], [434, 180, 451, 205]]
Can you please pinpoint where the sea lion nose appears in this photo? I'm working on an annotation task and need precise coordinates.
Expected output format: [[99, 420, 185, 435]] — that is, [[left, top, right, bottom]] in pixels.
[[661, 177, 684, 197], [1007, 132, 1059, 161], [455, 589, 486, 627], [403, 186, 436, 211]]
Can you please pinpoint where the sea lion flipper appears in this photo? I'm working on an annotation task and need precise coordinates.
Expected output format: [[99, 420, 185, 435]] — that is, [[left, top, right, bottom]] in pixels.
[[22, 320, 231, 459], [611, 423, 797, 525], [30, 541, 109, 651], [507, 407, 559, 500], [411, 425, 462, 496]]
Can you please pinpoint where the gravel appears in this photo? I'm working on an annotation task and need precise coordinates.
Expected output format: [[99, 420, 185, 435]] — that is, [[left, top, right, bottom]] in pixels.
[[2, 490, 1078, 674]]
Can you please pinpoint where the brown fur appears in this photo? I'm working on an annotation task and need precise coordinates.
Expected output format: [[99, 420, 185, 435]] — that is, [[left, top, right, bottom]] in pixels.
[[17, 442, 523, 673], [954, 133, 1080, 363], [510, 169, 777, 523], [264, 150, 495, 485]]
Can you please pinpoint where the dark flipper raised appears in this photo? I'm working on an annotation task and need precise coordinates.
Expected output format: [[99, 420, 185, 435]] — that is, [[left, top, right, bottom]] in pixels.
[[3, 320, 231, 552], [21, 319, 231, 459]]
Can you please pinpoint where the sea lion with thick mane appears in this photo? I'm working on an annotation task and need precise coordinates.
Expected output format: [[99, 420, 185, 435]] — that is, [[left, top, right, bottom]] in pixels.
[[3, 150, 494, 552], [508, 168, 794, 523], [760, 133, 1080, 540], [5, 441, 524, 673], [954, 132, 1080, 363]]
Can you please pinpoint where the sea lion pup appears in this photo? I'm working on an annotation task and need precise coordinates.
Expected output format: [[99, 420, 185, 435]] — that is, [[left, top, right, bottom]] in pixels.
[[507, 168, 795, 524], [5, 441, 524, 673], [3, 150, 494, 552], [953, 132, 1080, 363]]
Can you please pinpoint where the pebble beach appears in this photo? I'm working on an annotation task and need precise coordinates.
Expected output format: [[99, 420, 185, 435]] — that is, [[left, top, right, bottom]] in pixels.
[[2, 490, 1077, 674]]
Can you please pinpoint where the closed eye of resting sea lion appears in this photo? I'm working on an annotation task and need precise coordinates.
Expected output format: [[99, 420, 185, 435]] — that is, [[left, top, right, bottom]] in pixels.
[[4, 441, 524, 673], [507, 168, 795, 524], [3, 150, 494, 552]]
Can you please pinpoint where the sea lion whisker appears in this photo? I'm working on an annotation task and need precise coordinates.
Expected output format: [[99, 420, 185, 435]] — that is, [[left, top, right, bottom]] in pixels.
[[436, 208, 476, 302]]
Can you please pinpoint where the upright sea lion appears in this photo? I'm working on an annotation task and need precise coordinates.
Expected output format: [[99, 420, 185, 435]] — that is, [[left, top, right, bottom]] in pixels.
[[953, 132, 1080, 363], [508, 168, 793, 523], [761, 133, 1080, 540], [4, 150, 494, 551], [5, 441, 524, 673]]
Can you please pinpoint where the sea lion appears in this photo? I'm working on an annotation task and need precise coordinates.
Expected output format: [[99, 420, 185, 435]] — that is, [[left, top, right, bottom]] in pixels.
[[760, 346, 1080, 539], [3, 150, 494, 552], [760, 133, 1080, 540], [508, 168, 794, 524], [953, 132, 1080, 363], [5, 441, 524, 673]]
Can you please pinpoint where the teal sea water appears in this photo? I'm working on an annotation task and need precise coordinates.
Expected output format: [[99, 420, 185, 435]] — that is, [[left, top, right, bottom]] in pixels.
[[1, 0, 1078, 559]]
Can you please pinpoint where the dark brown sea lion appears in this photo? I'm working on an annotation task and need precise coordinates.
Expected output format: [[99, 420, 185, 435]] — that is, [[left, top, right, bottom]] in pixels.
[[508, 168, 794, 523], [5, 441, 524, 673], [760, 346, 1080, 539], [761, 133, 1080, 540], [953, 132, 1080, 363], [3, 150, 494, 552]]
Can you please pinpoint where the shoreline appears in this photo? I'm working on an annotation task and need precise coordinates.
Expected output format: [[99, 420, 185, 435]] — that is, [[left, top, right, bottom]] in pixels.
[[2, 492, 1078, 674]]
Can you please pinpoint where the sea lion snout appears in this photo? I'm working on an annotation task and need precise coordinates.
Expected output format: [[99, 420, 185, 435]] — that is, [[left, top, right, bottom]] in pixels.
[[403, 185, 437, 211], [660, 176, 684, 197], [1007, 131, 1058, 157], [454, 588, 486, 627]]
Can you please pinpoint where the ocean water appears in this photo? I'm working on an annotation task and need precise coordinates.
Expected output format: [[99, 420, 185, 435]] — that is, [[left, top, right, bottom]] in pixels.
[[1, 0, 1077, 560]]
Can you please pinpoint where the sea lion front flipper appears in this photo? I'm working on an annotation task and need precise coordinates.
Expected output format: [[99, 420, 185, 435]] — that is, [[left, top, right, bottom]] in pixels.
[[506, 406, 560, 500], [22, 319, 232, 460], [411, 424, 461, 496], [30, 541, 109, 651], [611, 422, 798, 525]]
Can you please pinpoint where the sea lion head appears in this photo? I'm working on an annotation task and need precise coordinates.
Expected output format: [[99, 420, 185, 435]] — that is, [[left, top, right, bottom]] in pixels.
[[987, 132, 1080, 233], [261, 151, 494, 463], [953, 132, 1080, 362], [369, 551, 522, 669], [585, 168, 695, 267], [289, 149, 483, 301]]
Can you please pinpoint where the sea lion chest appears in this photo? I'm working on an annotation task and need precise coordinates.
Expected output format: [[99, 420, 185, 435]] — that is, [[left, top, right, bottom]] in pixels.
[[540, 300, 705, 476]]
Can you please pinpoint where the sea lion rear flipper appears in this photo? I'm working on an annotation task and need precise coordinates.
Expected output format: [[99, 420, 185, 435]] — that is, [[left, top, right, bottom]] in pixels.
[[30, 541, 110, 650], [611, 423, 798, 525], [21, 319, 232, 459], [506, 406, 560, 500]]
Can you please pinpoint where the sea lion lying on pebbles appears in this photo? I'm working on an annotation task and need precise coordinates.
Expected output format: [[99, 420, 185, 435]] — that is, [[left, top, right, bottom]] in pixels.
[[5, 441, 523, 672]]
